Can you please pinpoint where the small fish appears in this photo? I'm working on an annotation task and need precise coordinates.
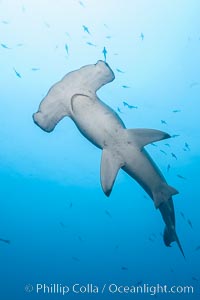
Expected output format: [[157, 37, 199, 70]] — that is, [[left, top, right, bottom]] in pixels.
[[106, 35, 112, 39], [185, 142, 190, 151], [151, 143, 158, 147], [122, 85, 130, 89], [187, 219, 193, 229], [192, 277, 198, 282], [16, 43, 23, 47], [121, 266, 128, 270], [78, 235, 83, 242], [177, 174, 186, 180], [64, 43, 69, 55], [0, 238, 10, 244], [22, 5, 26, 12], [86, 42, 96, 47], [140, 32, 144, 40], [195, 245, 200, 251], [173, 109, 181, 113], [59, 222, 67, 229], [160, 150, 167, 155], [171, 134, 180, 138], [2, 21, 10, 24], [189, 82, 199, 88], [72, 256, 80, 262], [171, 153, 177, 160], [180, 211, 185, 220], [167, 164, 171, 172], [65, 32, 71, 38], [116, 68, 125, 73], [78, 1, 85, 7], [148, 233, 156, 242], [105, 210, 112, 218], [123, 101, 137, 109], [82, 25, 90, 35], [164, 143, 170, 147], [1, 43, 10, 49], [102, 46, 107, 61], [117, 107, 122, 113], [148, 237, 154, 242], [44, 22, 50, 28], [161, 120, 167, 125], [13, 68, 21, 78], [31, 67, 40, 71]]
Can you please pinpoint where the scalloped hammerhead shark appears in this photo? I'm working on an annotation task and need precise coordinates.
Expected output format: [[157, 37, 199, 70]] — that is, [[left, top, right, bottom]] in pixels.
[[33, 60, 184, 257]]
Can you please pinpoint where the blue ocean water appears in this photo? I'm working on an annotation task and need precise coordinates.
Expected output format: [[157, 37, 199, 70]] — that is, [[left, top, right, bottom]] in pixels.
[[0, 0, 200, 299]]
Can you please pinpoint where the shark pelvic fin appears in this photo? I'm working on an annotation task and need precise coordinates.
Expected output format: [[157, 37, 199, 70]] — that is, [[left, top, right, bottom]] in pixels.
[[100, 148, 124, 196], [126, 128, 170, 149]]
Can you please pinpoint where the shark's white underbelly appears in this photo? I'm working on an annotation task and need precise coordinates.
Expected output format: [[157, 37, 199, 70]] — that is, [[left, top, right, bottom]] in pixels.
[[71, 94, 125, 149], [71, 94, 166, 198], [122, 145, 166, 199]]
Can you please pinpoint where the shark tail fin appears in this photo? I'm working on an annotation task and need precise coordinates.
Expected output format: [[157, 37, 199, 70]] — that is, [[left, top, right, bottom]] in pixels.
[[163, 226, 185, 259]]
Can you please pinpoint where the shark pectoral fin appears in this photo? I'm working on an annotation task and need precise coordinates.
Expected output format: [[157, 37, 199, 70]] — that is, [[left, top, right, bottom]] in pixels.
[[127, 128, 170, 149], [100, 149, 124, 196], [153, 183, 179, 208]]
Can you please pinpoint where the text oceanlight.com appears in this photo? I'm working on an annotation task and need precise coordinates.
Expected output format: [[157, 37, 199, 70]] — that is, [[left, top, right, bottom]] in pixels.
[[24, 283, 195, 296]]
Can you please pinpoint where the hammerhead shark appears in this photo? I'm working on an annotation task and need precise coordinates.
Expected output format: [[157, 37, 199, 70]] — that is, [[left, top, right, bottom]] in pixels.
[[33, 60, 184, 257]]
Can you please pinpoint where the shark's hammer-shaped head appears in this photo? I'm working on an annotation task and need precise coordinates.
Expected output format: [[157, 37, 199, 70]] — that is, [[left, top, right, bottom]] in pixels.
[[33, 60, 115, 132]]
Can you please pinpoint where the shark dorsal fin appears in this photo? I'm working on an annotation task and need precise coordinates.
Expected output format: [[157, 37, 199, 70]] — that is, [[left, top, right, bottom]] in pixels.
[[100, 148, 124, 196], [127, 128, 170, 149]]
